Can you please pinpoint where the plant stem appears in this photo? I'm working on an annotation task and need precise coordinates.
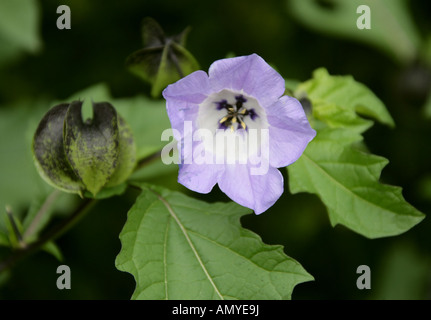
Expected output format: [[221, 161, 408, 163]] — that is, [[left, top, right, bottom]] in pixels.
[[0, 149, 163, 273], [135, 149, 162, 171], [23, 189, 61, 242], [0, 198, 96, 273]]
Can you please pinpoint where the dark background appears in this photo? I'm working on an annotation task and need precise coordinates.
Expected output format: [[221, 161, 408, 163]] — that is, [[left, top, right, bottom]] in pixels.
[[0, 0, 430, 299]]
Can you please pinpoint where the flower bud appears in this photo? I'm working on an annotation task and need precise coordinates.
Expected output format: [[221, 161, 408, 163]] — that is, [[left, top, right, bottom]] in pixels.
[[126, 17, 200, 98], [32, 101, 136, 197]]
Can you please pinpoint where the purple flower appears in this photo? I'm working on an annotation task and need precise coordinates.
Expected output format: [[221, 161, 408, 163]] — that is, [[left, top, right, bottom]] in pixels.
[[162, 54, 316, 214]]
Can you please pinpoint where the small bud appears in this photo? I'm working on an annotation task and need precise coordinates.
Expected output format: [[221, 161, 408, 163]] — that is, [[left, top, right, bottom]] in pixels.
[[126, 17, 200, 98], [33, 101, 136, 197]]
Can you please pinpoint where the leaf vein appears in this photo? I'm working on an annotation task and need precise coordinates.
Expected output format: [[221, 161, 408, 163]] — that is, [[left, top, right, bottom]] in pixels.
[[147, 187, 225, 300]]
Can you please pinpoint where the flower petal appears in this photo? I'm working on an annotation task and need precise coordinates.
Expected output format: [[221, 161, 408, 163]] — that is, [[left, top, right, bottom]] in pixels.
[[163, 70, 211, 139], [208, 54, 285, 106], [178, 162, 222, 194], [266, 96, 316, 168], [218, 164, 284, 214]]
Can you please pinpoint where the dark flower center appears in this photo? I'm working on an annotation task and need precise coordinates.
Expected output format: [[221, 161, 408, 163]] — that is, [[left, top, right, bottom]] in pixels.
[[215, 95, 258, 131]]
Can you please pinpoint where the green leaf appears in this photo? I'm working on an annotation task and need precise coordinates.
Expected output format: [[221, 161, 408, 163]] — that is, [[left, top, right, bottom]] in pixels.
[[288, 0, 421, 64], [372, 241, 431, 299], [287, 128, 425, 238], [116, 183, 312, 300], [296, 68, 395, 129], [0, 0, 41, 53], [42, 241, 63, 262], [113, 95, 171, 160], [289, 69, 424, 237]]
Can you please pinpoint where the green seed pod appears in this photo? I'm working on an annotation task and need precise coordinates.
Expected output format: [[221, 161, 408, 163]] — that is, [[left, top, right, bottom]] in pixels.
[[33, 101, 136, 197]]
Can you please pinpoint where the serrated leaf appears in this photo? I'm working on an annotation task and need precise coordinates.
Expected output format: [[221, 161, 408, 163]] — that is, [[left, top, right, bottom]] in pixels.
[[116, 183, 312, 300], [296, 68, 395, 129], [287, 128, 424, 238], [288, 0, 421, 64]]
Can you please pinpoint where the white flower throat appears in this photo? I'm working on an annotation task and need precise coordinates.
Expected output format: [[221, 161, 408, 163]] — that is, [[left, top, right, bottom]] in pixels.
[[197, 89, 269, 165], [198, 89, 268, 134]]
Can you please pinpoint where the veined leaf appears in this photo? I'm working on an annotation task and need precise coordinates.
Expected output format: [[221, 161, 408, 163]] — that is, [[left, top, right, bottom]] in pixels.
[[288, 128, 424, 238], [289, 69, 423, 238], [116, 183, 312, 300], [296, 68, 395, 129]]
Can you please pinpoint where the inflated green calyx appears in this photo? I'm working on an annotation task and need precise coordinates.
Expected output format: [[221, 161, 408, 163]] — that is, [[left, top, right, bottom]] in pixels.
[[33, 101, 136, 197]]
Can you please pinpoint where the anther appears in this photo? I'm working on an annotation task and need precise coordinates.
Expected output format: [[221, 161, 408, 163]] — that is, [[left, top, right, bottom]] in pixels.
[[219, 116, 229, 124]]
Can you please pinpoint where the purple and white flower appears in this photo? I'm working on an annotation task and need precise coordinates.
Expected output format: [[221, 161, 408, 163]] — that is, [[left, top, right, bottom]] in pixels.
[[162, 54, 315, 214]]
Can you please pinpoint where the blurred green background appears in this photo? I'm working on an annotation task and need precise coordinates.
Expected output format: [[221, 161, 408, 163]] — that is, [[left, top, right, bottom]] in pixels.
[[0, 0, 430, 299]]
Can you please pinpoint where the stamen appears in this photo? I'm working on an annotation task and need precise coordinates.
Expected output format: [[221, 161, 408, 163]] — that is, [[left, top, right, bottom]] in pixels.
[[214, 93, 259, 132], [218, 122, 228, 130], [235, 95, 247, 110], [248, 109, 258, 121], [215, 99, 230, 110], [219, 116, 229, 124]]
